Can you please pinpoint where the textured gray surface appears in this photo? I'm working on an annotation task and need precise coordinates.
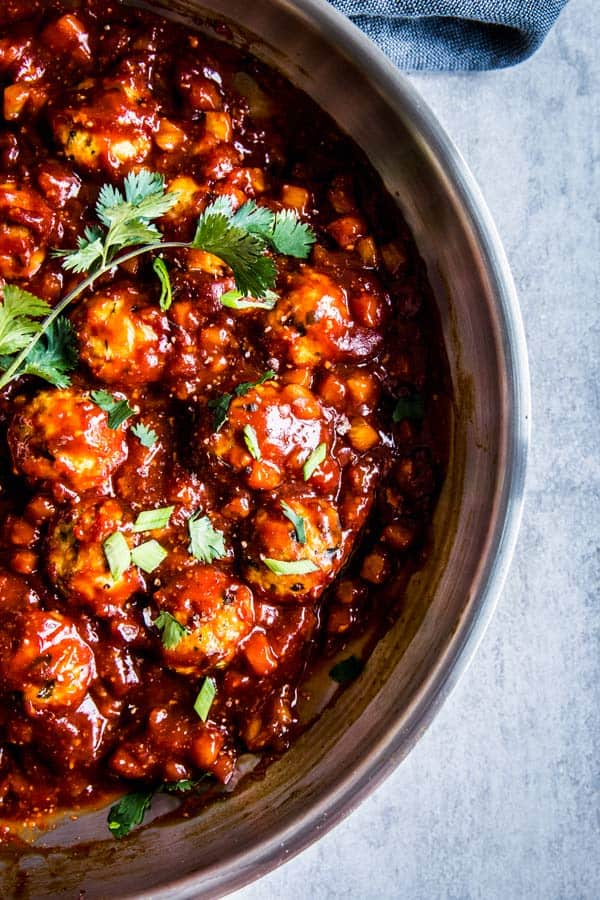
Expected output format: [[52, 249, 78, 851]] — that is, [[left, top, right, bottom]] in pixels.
[[230, 0, 600, 897]]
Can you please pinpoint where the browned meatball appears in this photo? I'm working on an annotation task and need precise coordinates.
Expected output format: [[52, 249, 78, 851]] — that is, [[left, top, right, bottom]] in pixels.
[[243, 496, 345, 602], [153, 565, 254, 675], [46, 498, 143, 618], [267, 269, 350, 367], [0, 609, 95, 715], [74, 283, 171, 386], [8, 388, 128, 498], [267, 268, 383, 366], [210, 381, 337, 492], [52, 58, 159, 173], [0, 180, 56, 279]]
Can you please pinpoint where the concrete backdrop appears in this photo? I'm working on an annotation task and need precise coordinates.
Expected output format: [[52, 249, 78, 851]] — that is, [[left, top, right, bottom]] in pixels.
[[231, 0, 600, 896]]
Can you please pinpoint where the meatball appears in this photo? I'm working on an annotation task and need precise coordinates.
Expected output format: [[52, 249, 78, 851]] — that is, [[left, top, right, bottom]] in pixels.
[[267, 268, 384, 365], [52, 59, 158, 173], [153, 565, 254, 675], [267, 269, 350, 367], [210, 381, 334, 491], [243, 496, 344, 602], [0, 180, 56, 279], [46, 498, 143, 618], [0, 609, 95, 715], [8, 388, 128, 497], [74, 283, 171, 386]]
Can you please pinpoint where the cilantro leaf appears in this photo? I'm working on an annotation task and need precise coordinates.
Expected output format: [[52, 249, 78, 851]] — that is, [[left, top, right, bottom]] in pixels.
[[208, 392, 233, 432], [270, 208, 316, 258], [0, 285, 51, 356], [188, 512, 227, 563], [131, 422, 158, 447], [96, 169, 177, 231], [58, 169, 179, 275], [16, 318, 78, 388], [56, 226, 104, 274], [280, 501, 306, 544], [153, 256, 172, 311], [107, 790, 154, 839], [229, 200, 315, 259], [153, 610, 190, 649], [231, 200, 275, 234], [234, 370, 277, 396], [90, 390, 135, 429], [191, 200, 276, 298]]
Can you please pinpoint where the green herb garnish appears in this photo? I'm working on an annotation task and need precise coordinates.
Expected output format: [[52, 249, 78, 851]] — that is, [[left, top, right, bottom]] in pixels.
[[0, 171, 315, 390], [0, 285, 52, 355], [392, 395, 425, 423], [162, 777, 208, 794], [229, 199, 316, 258], [194, 676, 216, 722], [103, 531, 131, 580], [131, 539, 167, 573], [153, 256, 172, 311], [153, 610, 190, 650], [90, 390, 135, 429], [208, 393, 233, 432], [1, 318, 78, 389], [188, 512, 227, 564], [59, 170, 179, 274], [107, 789, 154, 839], [132, 506, 175, 533], [131, 422, 158, 447], [280, 501, 306, 544], [0, 287, 77, 388], [262, 557, 319, 576], [329, 655, 363, 684], [243, 424, 261, 460], [302, 442, 326, 481], [220, 288, 278, 310]]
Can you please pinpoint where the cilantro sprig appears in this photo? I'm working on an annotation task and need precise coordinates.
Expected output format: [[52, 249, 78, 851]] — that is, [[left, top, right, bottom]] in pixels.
[[0, 171, 315, 391], [0, 288, 77, 388]]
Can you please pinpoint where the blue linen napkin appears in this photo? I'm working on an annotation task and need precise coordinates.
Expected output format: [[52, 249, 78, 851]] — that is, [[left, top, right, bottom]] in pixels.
[[330, 0, 569, 69]]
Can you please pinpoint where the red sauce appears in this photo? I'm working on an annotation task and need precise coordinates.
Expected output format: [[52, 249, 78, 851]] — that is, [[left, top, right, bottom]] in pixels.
[[0, 0, 450, 834]]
